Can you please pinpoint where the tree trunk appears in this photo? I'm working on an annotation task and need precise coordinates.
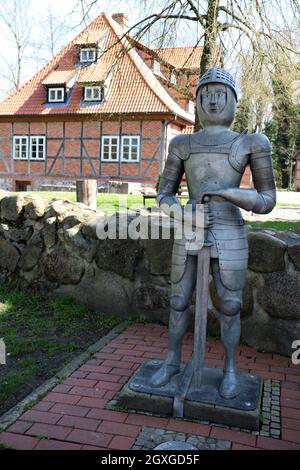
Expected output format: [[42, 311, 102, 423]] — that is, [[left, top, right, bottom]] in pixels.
[[195, 0, 220, 131], [199, 0, 220, 76], [76, 180, 97, 210]]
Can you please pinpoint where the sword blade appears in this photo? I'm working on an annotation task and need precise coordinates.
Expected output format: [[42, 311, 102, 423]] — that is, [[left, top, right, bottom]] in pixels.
[[194, 244, 211, 389]]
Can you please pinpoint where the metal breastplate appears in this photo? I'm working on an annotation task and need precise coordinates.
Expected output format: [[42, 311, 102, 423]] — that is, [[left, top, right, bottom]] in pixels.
[[184, 139, 248, 202]]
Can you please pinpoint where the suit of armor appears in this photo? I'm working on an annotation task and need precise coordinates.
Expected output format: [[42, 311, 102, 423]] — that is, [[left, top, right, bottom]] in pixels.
[[151, 68, 276, 398]]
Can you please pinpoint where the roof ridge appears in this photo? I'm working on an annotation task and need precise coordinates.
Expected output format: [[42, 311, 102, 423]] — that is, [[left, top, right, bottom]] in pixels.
[[105, 13, 194, 124]]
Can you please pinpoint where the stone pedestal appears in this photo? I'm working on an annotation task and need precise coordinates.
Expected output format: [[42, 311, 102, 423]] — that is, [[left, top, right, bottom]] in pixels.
[[117, 360, 263, 431]]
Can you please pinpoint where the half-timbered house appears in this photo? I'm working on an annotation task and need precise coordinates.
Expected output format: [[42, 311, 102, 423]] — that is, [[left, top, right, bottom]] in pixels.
[[0, 12, 204, 192]]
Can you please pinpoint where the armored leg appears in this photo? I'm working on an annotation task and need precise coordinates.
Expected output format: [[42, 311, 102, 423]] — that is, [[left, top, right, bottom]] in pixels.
[[150, 255, 197, 387], [211, 259, 243, 399]]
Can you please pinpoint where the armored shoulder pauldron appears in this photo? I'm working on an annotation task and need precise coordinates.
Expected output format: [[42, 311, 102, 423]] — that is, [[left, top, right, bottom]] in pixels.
[[228, 130, 248, 173]]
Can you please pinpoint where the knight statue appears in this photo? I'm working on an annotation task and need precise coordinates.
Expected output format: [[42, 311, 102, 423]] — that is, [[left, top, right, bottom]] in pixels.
[[151, 67, 276, 399]]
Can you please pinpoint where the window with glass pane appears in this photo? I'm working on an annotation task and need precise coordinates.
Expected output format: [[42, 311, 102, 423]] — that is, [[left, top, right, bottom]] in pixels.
[[48, 87, 65, 102], [80, 48, 96, 62], [121, 136, 140, 162], [102, 136, 119, 161], [30, 136, 45, 160], [13, 137, 28, 160], [131, 138, 138, 161], [85, 88, 92, 100], [84, 86, 104, 102]]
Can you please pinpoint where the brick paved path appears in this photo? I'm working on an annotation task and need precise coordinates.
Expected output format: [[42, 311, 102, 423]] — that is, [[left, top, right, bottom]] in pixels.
[[1, 324, 300, 450]]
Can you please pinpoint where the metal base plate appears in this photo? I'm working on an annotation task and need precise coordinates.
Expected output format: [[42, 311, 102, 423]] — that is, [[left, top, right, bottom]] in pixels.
[[129, 360, 261, 412]]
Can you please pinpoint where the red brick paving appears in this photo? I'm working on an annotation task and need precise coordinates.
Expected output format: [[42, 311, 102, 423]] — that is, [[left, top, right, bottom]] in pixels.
[[1, 323, 300, 450]]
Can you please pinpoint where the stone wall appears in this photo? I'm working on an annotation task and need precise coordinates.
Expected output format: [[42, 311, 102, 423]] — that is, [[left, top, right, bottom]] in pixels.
[[0, 191, 299, 357]]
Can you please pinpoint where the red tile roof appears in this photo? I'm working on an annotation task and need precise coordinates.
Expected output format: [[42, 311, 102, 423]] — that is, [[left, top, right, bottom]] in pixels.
[[154, 46, 221, 70], [0, 13, 194, 123], [42, 70, 77, 86], [154, 46, 203, 69], [74, 30, 105, 46]]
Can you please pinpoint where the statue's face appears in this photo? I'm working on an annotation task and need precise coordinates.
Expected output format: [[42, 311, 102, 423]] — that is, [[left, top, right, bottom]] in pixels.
[[197, 82, 236, 128]]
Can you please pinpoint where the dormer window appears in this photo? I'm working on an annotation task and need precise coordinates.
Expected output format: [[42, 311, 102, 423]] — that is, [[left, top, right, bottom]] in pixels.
[[170, 73, 177, 85], [153, 60, 161, 75], [48, 87, 65, 103], [80, 48, 97, 63], [84, 85, 104, 102]]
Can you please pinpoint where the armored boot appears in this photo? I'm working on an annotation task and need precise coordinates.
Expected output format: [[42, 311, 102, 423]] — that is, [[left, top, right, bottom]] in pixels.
[[150, 306, 189, 387], [219, 305, 241, 399]]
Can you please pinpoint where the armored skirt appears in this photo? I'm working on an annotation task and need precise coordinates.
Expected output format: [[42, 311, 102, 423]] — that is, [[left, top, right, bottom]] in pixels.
[[171, 199, 248, 292]]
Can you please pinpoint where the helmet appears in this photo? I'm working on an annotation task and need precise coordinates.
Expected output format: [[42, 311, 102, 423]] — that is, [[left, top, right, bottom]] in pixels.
[[196, 67, 238, 101]]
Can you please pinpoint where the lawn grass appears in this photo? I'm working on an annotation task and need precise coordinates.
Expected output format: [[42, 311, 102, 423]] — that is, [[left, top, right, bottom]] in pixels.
[[276, 202, 300, 207], [0, 284, 120, 417], [245, 220, 300, 231]]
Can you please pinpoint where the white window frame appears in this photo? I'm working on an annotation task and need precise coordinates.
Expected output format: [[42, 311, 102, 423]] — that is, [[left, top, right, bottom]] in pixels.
[[121, 136, 140, 163], [84, 85, 104, 102], [170, 73, 177, 85], [29, 136, 46, 161], [101, 136, 119, 162], [188, 100, 194, 114], [13, 136, 28, 160], [48, 87, 65, 103], [153, 60, 161, 75], [80, 48, 96, 63]]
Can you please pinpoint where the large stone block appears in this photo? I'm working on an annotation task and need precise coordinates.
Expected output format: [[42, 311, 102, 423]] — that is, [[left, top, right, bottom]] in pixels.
[[44, 245, 84, 284], [274, 231, 300, 270], [143, 238, 173, 276], [258, 271, 300, 320], [132, 284, 169, 322], [96, 238, 141, 280], [242, 315, 300, 356], [53, 267, 131, 318], [23, 195, 46, 220], [58, 224, 96, 262], [81, 214, 107, 240], [19, 233, 44, 272], [0, 194, 25, 222], [248, 231, 286, 272], [0, 224, 32, 243], [46, 199, 97, 227], [0, 238, 20, 271]]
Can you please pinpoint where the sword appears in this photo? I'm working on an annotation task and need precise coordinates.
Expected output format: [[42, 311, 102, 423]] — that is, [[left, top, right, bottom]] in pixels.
[[173, 196, 212, 418]]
